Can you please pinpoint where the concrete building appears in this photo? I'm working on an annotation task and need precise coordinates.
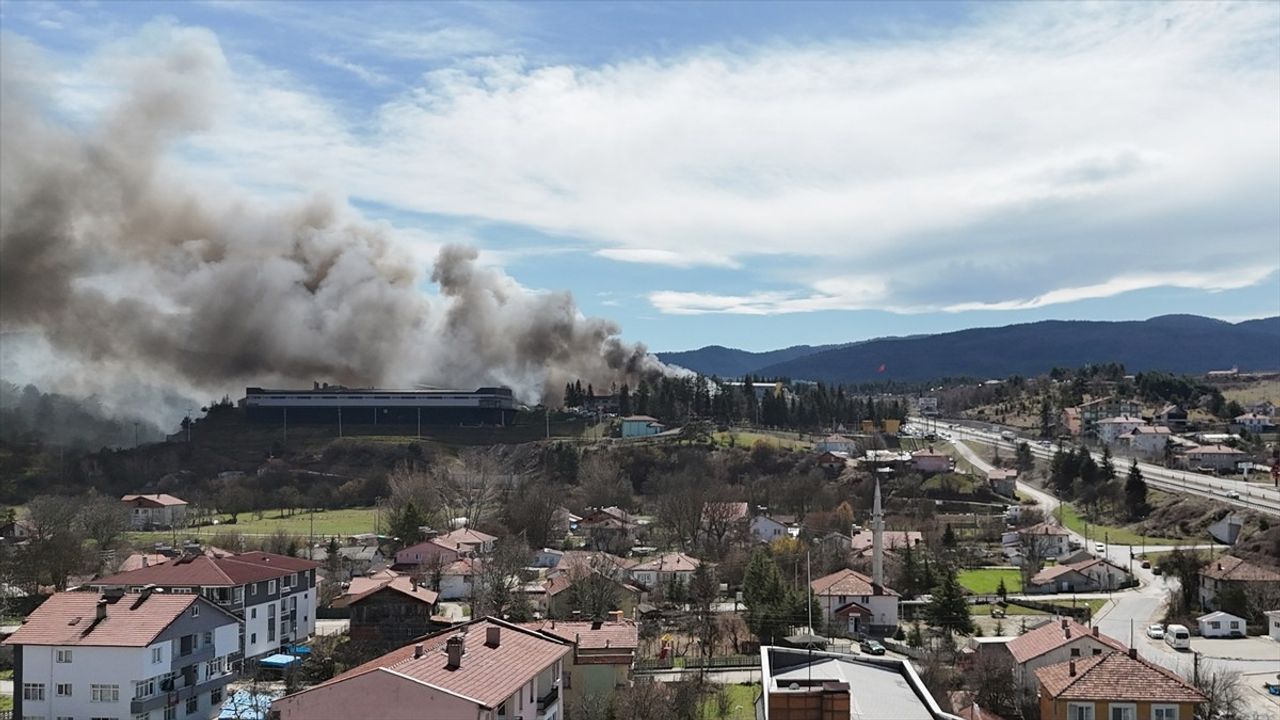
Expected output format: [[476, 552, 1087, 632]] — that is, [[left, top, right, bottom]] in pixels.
[[1075, 397, 1143, 434], [1007, 618, 1126, 701], [270, 618, 569, 720], [1155, 404, 1188, 430], [811, 480, 899, 637], [1026, 558, 1133, 594], [1198, 555, 1280, 612], [1018, 522, 1072, 560], [122, 494, 189, 529], [1116, 425, 1172, 458], [1183, 444, 1247, 473], [1035, 650, 1204, 720], [751, 515, 799, 543], [911, 449, 952, 475], [755, 646, 958, 720], [620, 415, 665, 438], [1264, 609, 1280, 641], [88, 550, 319, 665], [1233, 413, 1273, 433], [1095, 416, 1147, 445], [521, 615, 638, 715], [815, 434, 858, 455], [986, 468, 1017, 497], [241, 385, 516, 426], [4, 589, 239, 720], [1196, 611, 1247, 638], [628, 553, 700, 590]]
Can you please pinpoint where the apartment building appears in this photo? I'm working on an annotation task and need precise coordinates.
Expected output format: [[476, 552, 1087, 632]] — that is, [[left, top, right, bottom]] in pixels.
[[269, 617, 570, 720], [4, 588, 239, 720], [1008, 619, 1126, 701], [89, 550, 319, 665], [121, 494, 189, 530]]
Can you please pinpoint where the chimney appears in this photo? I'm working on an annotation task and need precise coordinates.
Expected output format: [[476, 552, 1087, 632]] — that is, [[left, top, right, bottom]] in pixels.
[[95, 598, 108, 622], [1068, 660, 1076, 676], [445, 634, 465, 669], [486, 626, 501, 648], [413, 643, 424, 659], [571, 610, 581, 620], [1128, 647, 1137, 659], [1092, 625, 1098, 637], [591, 619, 603, 630], [608, 610, 624, 623], [1061, 618, 1068, 629]]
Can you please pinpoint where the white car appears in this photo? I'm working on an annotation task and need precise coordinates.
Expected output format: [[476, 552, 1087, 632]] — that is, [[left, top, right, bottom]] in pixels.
[[1094, 543, 1106, 554], [1225, 490, 1241, 500], [1147, 624, 1165, 639]]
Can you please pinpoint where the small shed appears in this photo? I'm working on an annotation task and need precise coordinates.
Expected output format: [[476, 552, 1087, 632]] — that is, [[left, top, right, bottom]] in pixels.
[[1197, 610, 1247, 638], [1264, 609, 1280, 642]]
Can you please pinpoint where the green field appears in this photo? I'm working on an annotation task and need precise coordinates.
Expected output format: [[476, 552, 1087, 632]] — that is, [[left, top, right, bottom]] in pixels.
[[702, 683, 759, 720], [1057, 503, 1181, 547], [958, 567, 1023, 595], [130, 506, 380, 540], [713, 431, 811, 451]]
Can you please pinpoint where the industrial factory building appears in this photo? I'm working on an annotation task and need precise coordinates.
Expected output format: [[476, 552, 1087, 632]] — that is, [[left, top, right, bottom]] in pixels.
[[241, 386, 516, 426]]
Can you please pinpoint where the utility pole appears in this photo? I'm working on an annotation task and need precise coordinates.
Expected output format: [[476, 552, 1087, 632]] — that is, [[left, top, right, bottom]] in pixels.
[[417, 407, 421, 439], [283, 407, 288, 444], [545, 406, 550, 440], [186, 407, 193, 443], [134, 422, 139, 448]]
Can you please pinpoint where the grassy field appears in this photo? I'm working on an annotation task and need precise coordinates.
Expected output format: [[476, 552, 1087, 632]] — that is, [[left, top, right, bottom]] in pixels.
[[1220, 379, 1280, 405], [958, 567, 1023, 594], [702, 683, 759, 720], [1058, 503, 1181, 546], [713, 431, 812, 451], [130, 506, 380, 540]]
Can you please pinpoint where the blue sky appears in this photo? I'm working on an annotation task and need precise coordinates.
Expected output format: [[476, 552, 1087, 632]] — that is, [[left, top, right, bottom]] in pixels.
[[3, 0, 1278, 352]]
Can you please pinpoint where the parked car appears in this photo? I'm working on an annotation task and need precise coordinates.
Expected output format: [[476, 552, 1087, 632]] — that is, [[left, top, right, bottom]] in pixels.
[[1165, 624, 1191, 650], [1094, 542, 1106, 554], [1152, 566, 1163, 575], [1146, 624, 1165, 639], [860, 639, 886, 655], [1141, 560, 1151, 569], [1225, 490, 1241, 500]]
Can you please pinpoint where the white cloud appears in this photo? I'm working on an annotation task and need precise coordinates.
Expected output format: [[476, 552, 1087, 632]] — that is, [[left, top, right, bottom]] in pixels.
[[595, 248, 740, 269], [314, 53, 391, 86]]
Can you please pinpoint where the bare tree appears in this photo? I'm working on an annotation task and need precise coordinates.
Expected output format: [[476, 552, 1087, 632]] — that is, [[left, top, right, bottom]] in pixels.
[[652, 470, 708, 550], [77, 489, 130, 553], [473, 536, 532, 619], [578, 452, 632, 509], [504, 474, 564, 549], [564, 553, 625, 621], [1191, 660, 1244, 720], [699, 489, 745, 559], [25, 495, 86, 589], [969, 651, 1017, 716]]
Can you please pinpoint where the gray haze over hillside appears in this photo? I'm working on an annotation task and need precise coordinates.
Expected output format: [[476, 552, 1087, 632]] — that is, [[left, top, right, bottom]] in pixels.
[[0, 34, 664, 422]]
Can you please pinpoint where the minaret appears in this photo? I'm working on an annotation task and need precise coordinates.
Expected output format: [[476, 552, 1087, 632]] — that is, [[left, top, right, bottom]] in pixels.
[[872, 478, 884, 589]]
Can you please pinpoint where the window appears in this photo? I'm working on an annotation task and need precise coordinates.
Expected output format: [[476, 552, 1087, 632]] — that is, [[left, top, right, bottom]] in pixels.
[[250, 633, 257, 644], [187, 696, 198, 714], [1070, 647, 1081, 657], [268, 580, 277, 594], [250, 583, 258, 596], [55, 648, 72, 663], [564, 670, 572, 689], [1210, 621, 1220, 629], [136, 714, 152, 720], [268, 604, 277, 642], [211, 686, 223, 705], [1067, 703, 1095, 720], [1109, 704, 1136, 720], [203, 631, 213, 646], [1092, 648, 1102, 656], [164, 706, 177, 720], [91, 683, 120, 702], [191, 604, 200, 618], [22, 683, 45, 701], [136, 678, 155, 698], [1152, 706, 1179, 720], [251, 607, 257, 619], [55, 683, 71, 697]]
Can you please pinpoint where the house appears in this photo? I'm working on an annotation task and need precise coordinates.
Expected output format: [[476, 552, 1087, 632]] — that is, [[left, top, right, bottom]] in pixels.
[[1008, 618, 1126, 699], [541, 571, 645, 620], [1117, 425, 1173, 458], [1035, 649, 1204, 720], [1017, 522, 1072, 560], [1264, 609, 1280, 641], [1155, 404, 1188, 430], [1026, 558, 1133, 594], [948, 692, 1010, 720], [1196, 610, 1247, 638], [911, 448, 953, 475], [394, 538, 460, 570], [629, 553, 700, 590], [1233, 413, 1274, 433], [434, 527, 497, 555], [87, 550, 320, 664], [1198, 555, 1280, 611], [0, 517, 35, 543], [986, 468, 1018, 497], [848, 529, 923, 558], [810, 568, 899, 637], [1182, 444, 1246, 473], [427, 558, 476, 601], [334, 570, 444, 647], [701, 501, 749, 540], [815, 434, 858, 455], [1059, 407, 1082, 437], [576, 507, 636, 552], [3, 589, 239, 720], [303, 545, 386, 581], [861, 450, 913, 473], [1095, 416, 1147, 445], [1075, 397, 1143, 433], [121, 494, 189, 529], [621, 415, 664, 438], [816, 450, 851, 471], [270, 618, 570, 720], [522, 615, 638, 713], [751, 514, 799, 543], [755, 646, 956, 720]]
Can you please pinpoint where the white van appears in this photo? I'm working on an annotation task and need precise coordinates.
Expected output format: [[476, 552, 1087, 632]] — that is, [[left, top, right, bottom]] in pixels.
[[1165, 624, 1191, 650]]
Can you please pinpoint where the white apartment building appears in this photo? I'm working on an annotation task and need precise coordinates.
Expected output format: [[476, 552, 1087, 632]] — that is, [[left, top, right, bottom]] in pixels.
[[4, 589, 239, 720]]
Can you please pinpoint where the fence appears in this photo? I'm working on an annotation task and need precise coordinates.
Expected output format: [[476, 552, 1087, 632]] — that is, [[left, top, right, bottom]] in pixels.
[[635, 657, 674, 671], [683, 654, 756, 669]]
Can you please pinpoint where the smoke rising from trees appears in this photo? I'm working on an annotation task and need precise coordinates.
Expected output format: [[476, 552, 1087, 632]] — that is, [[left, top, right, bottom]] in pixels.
[[0, 31, 664, 420]]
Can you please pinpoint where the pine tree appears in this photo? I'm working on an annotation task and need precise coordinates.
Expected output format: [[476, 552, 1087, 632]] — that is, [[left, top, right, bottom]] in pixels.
[[1124, 459, 1148, 520], [1101, 446, 1116, 484], [388, 501, 426, 551], [926, 564, 974, 636], [942, 524, 957, 548], [996, 577, 1007, 601]]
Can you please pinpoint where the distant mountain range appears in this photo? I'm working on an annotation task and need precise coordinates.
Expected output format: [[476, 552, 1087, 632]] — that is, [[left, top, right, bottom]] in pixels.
[[657, 315, 1280, 384]]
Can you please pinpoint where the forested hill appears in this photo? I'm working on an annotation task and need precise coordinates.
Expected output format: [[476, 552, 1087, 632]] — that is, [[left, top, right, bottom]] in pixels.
[[658, 315, 1280, 383]]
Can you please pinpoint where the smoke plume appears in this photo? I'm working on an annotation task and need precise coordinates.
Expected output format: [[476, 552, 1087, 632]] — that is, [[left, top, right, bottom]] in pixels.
[[0, 33, 666, 419]]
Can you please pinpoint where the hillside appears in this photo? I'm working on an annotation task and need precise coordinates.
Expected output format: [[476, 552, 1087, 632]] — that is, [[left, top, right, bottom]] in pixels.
[[661, 315, 1280, 383], [657, 343, 850, 377]]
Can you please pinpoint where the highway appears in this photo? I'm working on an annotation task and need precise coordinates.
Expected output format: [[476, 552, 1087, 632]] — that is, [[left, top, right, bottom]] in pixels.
[[905, 419, 1280, 517]]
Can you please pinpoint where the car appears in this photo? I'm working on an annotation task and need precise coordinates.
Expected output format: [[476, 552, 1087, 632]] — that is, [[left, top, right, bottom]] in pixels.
[[1141, 560, 1152, 569], [1094, 542, 1106, 554], [1225, 490, 1241, 500], [1152, 566, 1163, 575], [1146, 624, 1165, 639], [860, 639, 886, 655]]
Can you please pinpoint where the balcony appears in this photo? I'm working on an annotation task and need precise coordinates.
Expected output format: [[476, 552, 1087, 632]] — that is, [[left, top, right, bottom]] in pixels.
[[130, 672, 233, 714], [175, 642, 215, 667], [537, 686, 559, 718]]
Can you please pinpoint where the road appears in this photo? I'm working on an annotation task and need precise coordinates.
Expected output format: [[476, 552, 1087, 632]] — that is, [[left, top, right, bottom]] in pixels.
[[944, 434, 1279, 716], [907, 420, 1280, 516]]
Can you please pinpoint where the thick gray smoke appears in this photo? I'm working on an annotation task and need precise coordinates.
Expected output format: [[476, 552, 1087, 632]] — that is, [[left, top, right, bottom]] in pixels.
[[0, 34, 666, 420]]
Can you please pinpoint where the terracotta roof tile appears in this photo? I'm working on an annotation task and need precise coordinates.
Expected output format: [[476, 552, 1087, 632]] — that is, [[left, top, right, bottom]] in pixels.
[[519, 619, 639, 651], [339, 571, 438, 607], [92, 551, 317, 587], [810, 568, 899, 597], [1035, 651, 1206, 704], [1199, 555, 1280, 582], [1017, 522, 1070, 537], [631, 552, 700, 573], [121, 493, 186, 506], [1007, 619, 1124, 664], [3, 591, 218, 647]]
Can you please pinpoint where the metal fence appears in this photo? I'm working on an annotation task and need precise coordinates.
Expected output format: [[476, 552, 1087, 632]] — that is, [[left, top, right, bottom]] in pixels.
[[683, 654, 756, 669]]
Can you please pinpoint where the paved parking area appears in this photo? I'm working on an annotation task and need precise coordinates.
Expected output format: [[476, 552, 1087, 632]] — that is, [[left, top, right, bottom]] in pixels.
[[1192, 636, 1280, 661]]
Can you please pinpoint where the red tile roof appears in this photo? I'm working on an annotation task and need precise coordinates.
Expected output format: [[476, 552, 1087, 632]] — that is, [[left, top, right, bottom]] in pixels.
[[339, 571, 438, 607], [92, 551, 318, 587], [1036, 651, 1206, 704], [1199, 555, 1280, 582], [3, 591, 224, 647], [1030, 558, 1109, 585], [1017, 522, 1071, 537], [519, 619, 639, 651], [631, 552, 700, 573], [297, 618, 569, 708], [121, 493, 187, 507], [1007, 618, 1124, 664], [810, 568, 898, 597], [438, 527, 497, 546]]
